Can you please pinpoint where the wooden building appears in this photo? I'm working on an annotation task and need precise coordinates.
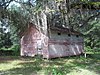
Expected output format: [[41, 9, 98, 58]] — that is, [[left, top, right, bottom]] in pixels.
[[20, 23, 84, 59]]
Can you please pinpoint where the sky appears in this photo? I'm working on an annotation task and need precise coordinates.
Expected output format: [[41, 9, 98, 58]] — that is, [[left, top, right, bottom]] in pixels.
[[8, 0, 36, 8], [4, 0, 36, 33], [8, 1, 21, 8]]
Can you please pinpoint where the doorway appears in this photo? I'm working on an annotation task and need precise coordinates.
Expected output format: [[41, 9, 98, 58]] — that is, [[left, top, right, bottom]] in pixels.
[[37, 40, 43, 55]]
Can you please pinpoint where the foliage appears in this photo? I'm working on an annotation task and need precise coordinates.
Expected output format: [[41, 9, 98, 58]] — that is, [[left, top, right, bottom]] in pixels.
[[0, 44, 20, 56], [0, 21, 13, 48], [8, 44, 20, 55], [0, 0, 100, 54], [83, 19, 100, 52], [45, 67, 64, 75]]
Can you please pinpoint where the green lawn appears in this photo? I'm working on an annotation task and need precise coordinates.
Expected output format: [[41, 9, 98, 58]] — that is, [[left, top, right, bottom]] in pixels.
[[0, 55, 100, 75]]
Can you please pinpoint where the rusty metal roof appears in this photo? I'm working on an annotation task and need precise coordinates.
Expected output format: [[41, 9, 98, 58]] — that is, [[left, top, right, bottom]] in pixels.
[[50, 26, 82, 35], [19, 23, 83, 38]]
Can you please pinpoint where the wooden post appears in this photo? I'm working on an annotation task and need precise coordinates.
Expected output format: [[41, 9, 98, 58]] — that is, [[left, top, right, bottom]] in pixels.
[[84, 53, 87, 58]]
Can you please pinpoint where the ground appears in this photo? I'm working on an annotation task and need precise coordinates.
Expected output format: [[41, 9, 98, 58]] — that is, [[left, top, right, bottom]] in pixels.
[[0, 55, 100, 75]]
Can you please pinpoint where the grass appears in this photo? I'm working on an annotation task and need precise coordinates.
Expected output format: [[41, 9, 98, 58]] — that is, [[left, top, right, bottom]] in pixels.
[[0, 55, 100, 75]]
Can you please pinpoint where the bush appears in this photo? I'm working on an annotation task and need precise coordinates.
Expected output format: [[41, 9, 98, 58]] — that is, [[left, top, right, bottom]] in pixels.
[[94, 47, 100, 52], [85, 46, 100, 54], [0, 44, 20, 56], [84, 46, 93, 52], [8, 44, 20, 56]]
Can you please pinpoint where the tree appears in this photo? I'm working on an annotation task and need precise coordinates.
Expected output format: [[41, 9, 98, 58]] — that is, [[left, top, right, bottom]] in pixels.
[[0, 0, 100, 52], [0, 19, 12, 49]]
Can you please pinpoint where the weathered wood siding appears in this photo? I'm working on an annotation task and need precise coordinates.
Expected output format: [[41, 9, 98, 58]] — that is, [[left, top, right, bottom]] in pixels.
[[20, 26, 48, 57], [48, 31, 84, 58]]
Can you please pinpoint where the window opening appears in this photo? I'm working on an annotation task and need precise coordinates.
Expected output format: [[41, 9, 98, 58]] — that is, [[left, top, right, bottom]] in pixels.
[[76, 35, 79, 38], [58, 33, 61, 35], [68, 34, 71, 37]]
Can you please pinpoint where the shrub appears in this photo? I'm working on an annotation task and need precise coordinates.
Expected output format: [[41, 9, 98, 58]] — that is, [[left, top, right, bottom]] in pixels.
[[0, 44, 20, 56], [8, 44, 20, 56], [84, 46, 93, 52]]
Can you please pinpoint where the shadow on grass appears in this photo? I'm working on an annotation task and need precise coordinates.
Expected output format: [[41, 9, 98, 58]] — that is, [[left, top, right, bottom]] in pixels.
[[70, 55, 100, 74], [3, 62, 42, 75], [0, 57, 42, 75], [0, 55, 100, 75], [0, 56, 20, 64], [0, 56, 76, 75]]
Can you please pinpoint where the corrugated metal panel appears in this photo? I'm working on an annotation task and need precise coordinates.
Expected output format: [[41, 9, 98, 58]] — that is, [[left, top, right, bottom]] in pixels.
[[48, 32, 84, 58]]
